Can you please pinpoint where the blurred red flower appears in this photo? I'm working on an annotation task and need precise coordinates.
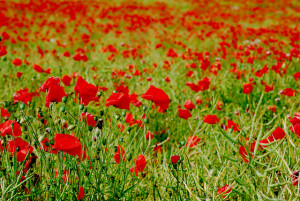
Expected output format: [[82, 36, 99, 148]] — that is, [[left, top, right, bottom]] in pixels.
[[141, 85, 170, 113]]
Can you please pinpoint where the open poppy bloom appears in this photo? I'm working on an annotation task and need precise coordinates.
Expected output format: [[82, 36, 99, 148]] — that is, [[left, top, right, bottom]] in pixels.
[[13, 88, 33, 105], [53, 133, 83, 160], [217, 184, 232, 199], [281, 88, 296, 97], [114, 144, 126, 164], [226, 120, 240, 132], [239, 141, 263, 162], [291, 170, 300, 186], [40, 77, 61, 92], [106, 92, 130, 110], [41, 137, 58, 154], [260, 127, 286, 146], [203, 115, 219, 124], [186, 136, 201, 148], [130, 154, 147, 177], [178, 108, 191, 120], [82, 112, 96, 127], [8, 137, 34, 162], [77, 186, 85, 201], [61, 75, 72, 86], [289, 116, 300, 138], [198, 77, 210, 91], [45, 85, 67, 107], [184, 99, 195, 110], [74, 76, 98, 105], [0, 120, 22, 137], [141, 85, 170, 113], [0, 108, 10, 118], [171, 155, 181, 163], [243, 83, 253, 94], [33, 64, 43, 73]]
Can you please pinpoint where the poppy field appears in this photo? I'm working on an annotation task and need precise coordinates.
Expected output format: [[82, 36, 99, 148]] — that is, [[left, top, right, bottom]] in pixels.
[[0, 0, 300, 200]]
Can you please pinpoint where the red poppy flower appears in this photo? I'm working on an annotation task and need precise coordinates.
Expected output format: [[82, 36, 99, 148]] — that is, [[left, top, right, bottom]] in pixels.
[[61, 75, 72, 86], [186, 136, 201, 148], [146, 131, 154, 140], [41, 137, 58, 154], [12, 58, 22, 66], [53, 133, 82, 160], [260, 127, 286, 145], [13, 88, 33, 105], [44, 68, 51, 74], [0, 120, 22, 137], [129, 93, 142, 107], [23, 155, 38, 173], [178, 108, 191, 120], [114, 144, 126, 164], [33, 64, 43, 73], [16, 72, 23, 78], [40, 77, 61, 92], [8, 137, 34, 162], [264, 84, 273, 92], [203, 115, 219, 124], [294, 72, 300, 81], [130, 165, 138, 177], [291, 170, 300, 186], [74, 76, 98, 105], [239, 141, 262, 162], [135, 154, 147, 172], [198, 77, 210, 91], [77, 186, 85, 201], [82, 112, 96, 127], [45, 85, 67, 107], [0, 47, 7, 57], [165, 76, 170, 82], [217, 184, 232, 199], [281, 88, 296, 97], [216, 101, 223, 111], [106, 92, 130, 110], [243, 83, 253, 94], [290, 123, 300, 138], [141, 85, 170, 113], [0, 108, 10, 118], [227, 120, 240, 132], [171, 155, 181, 163], [184, 99, 195, 110]]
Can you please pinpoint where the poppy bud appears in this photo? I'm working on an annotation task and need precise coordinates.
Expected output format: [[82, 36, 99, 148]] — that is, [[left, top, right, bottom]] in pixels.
[[60, 106, 66, 112], [88, 126, 93, 131], [62, 96, 68, 103], [3, 101, 8, 107], [67, 125, 76, 131], [96, 119, 103, 130], [45, 128, 52, 133], [126, 127, 131, 133], [79, 104, 84, 110], [127, 153, 132, 161], [143, 106, 147, 111], [115, 114, 120, 120], [20, 117, 26, 124], [113, 90, 117, 93], [144, 118, 149, 123], [39, 134, 45, 142], [27, 101, 31, 106], [97, 91, 102, 97], [99, 110, 104, 116], [61, 119, 67, 127], [20, 103, 25, 110], [54, 119, 61, 125], [83, 108, 87, 113], [37, 107, 41, 112], [119, 137, 124, 142], [102, 138, 107, 145], [122, 111, 126, 117]]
